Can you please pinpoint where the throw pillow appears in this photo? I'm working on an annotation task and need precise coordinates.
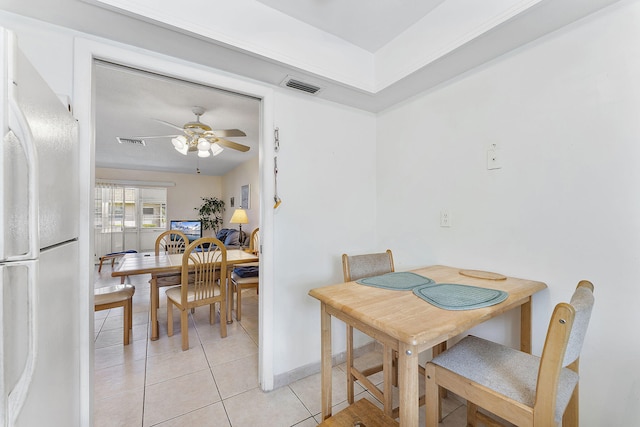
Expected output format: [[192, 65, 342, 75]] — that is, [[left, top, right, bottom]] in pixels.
[[224, 230, 240, 246], [216, 228, 232, 242]]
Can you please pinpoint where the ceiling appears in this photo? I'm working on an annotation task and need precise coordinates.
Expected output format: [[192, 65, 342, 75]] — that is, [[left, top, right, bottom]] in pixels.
[[95, 61, 260, 176], [253, 0, 447, 52], [1, 0, 622, 176]]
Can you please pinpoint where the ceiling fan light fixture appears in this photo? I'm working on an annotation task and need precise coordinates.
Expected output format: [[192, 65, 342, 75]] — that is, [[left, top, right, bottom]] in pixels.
[[197, 138, 211, 151], [210, 143, 224, 156], [172, 135, 187, 149], [175, 142, 189, 155], [146, 107, 248, 159]]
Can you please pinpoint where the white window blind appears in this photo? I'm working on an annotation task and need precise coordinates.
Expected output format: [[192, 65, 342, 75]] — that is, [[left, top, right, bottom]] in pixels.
[[94, 182, 167, 261]]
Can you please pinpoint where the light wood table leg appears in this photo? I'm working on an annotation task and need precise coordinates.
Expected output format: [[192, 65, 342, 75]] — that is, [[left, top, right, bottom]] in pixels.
[[520, 296, 532, 353], [150, 276, 159, 341], [398, 342, 419, 427], [320, 303, 332, 420], [382, 344, 394, 417], [346, 325, 354, 404], [226, 268, 234, 324]]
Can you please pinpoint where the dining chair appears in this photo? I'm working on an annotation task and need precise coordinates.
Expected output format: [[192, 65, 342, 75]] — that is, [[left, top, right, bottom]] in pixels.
[[166, 237, 228, 351], [152, 229, 190, 309], [155, 230, 189, 255], [94, 284, 136, 345], [425, 280, 595, 427], [343, 250, 448, 416], [317, 398, 399, 427], [231, 227, 260, 321], [341, 250, 399, 411]]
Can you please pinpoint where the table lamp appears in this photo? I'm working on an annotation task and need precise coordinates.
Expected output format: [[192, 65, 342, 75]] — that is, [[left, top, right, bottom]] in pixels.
[[229, 208, 249, 248]]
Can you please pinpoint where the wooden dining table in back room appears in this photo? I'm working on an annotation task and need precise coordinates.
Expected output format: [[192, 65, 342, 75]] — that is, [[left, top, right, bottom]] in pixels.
[[112, 248, 259, 340]]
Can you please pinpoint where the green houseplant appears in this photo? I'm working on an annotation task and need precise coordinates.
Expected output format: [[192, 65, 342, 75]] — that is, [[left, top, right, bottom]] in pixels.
[[195, 197, 225, 234]]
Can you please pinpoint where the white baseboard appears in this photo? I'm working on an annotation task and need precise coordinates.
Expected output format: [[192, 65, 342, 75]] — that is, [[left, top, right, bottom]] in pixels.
[[273, 341, 379, 389]]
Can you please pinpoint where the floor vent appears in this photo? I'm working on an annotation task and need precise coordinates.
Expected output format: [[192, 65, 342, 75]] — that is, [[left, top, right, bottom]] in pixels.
[[280, 76, 322, 95], [117, 137, 146, 146]]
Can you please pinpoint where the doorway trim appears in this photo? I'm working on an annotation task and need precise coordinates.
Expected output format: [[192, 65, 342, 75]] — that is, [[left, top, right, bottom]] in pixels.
[[73, 37, 276, 425]]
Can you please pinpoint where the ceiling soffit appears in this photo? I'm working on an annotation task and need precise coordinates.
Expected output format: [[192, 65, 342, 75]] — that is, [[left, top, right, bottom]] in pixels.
[[2, 0, 624, 112], [87, 0, 546, 94]]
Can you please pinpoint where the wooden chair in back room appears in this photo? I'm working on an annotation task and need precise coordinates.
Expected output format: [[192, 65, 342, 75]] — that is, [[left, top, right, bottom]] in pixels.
[[94, 284, 136, 345], [151, 230, 189, 310], [231, 227, 260, 321], [166, 237, 228, 351], [155, 230, 188, 255]]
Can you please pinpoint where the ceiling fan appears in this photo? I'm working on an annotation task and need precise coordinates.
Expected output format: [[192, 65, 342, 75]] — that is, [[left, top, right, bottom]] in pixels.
[[130, 106, 249, 158]]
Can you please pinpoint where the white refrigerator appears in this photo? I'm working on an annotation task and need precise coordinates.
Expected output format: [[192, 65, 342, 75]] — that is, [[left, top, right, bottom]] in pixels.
[[0, 29, 82, 426]]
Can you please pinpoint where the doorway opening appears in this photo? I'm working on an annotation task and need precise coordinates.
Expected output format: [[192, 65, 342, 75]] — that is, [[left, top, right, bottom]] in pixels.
[[74, 38, 276, 424]]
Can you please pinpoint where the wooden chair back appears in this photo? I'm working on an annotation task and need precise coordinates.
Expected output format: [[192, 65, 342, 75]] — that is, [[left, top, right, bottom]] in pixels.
[[342, 249, 394, 282], [181, 237, 227, 307], [247, 227, 260, 255], [534, 280, 594, 422], [155, 230, 188, 255]]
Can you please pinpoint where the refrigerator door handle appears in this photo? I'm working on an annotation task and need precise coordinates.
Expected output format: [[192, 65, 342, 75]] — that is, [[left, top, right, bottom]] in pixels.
[[1, 260, 38, 426], [4, 98, 39, 262]]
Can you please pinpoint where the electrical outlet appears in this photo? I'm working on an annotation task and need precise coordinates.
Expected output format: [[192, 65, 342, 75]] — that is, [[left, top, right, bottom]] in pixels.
[[440, 210, 451, 227]]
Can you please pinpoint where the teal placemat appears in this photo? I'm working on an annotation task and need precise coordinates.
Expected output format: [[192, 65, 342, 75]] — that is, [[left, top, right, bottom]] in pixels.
[[413, 283, 508, 310], [357, 272, 434, 290]]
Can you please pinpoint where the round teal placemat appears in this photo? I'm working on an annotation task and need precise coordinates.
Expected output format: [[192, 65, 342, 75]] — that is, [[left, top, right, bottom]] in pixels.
[[356, 272, 434, 290], [413, 283, 508, 310]]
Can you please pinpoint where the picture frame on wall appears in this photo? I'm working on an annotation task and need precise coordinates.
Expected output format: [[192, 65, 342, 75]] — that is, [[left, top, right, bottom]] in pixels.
[[241, 184, 250, 209], [230, 197, 235, 208]]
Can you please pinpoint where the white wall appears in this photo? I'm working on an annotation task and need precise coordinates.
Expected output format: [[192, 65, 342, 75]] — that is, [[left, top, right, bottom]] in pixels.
[[271, 90, 377, 376], [377, 1, 640, 425], [0, 16, 75, 104], [222, 156, 259, 234]]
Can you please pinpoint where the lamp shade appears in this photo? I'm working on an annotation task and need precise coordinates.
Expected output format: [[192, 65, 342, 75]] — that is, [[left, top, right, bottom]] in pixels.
[[210, 142, 224, 156], [229, 208, 249, 224]]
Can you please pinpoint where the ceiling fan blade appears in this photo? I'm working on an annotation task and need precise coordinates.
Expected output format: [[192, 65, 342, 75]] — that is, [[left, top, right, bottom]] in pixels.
[[153, 118, 184, 132], [130, 135, 179, 139], [213, 129, 246, 137], [214, 137, 250, 152]]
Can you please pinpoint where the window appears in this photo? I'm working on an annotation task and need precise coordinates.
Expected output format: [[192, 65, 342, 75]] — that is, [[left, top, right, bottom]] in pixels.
[[94, 183, 167, 257], [140, 188, 167, 229]]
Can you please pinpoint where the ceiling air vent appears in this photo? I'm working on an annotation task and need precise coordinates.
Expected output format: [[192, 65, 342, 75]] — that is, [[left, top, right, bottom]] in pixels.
[[280, 76, 322, 95], [117, 137, 146, 146]]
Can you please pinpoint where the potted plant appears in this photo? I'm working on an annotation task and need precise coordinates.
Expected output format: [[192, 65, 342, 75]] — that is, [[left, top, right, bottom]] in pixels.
[[195, 196, 225, 234]]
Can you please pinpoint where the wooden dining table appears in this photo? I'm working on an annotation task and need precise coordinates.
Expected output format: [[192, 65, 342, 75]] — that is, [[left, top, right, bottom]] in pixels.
[[308, 264, 547, 426], [111, 249, 259, 340]]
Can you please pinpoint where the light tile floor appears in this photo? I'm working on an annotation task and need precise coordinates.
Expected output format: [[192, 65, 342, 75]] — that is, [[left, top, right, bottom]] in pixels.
[[93, 265, 472, 427]]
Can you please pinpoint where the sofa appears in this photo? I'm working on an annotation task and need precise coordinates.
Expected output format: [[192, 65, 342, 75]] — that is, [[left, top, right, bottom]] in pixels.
[[215, 228, 246, 248]]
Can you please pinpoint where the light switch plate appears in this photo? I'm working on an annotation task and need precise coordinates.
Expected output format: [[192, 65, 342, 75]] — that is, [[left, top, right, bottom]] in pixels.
[[487, 144, 501, 170]]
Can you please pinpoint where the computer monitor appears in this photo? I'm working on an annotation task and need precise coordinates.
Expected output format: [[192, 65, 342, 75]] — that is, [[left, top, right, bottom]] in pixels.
[[169, 220, 202, 243]]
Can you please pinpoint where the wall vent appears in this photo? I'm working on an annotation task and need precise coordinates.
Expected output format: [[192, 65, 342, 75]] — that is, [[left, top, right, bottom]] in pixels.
[[117, 137, 146, 146], [280, 76, 322, 95]]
